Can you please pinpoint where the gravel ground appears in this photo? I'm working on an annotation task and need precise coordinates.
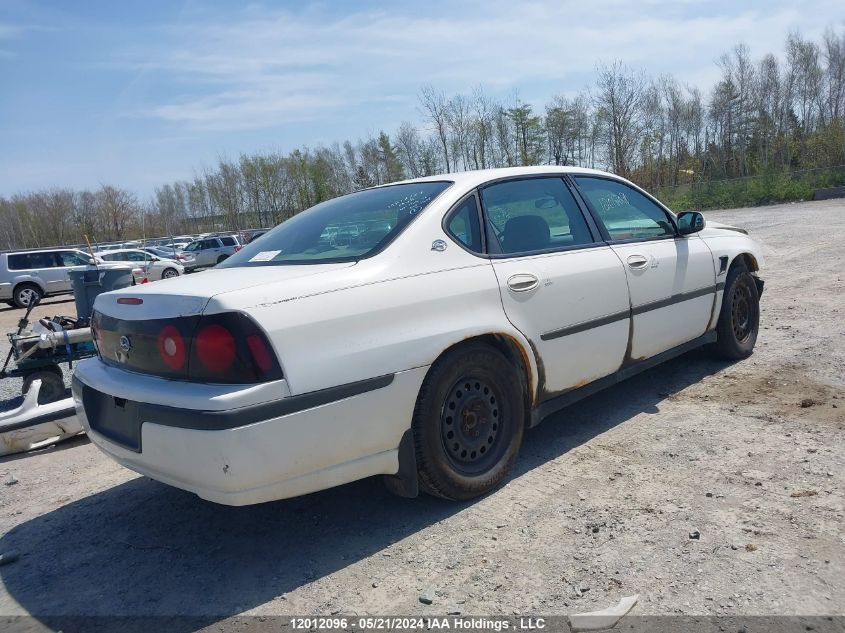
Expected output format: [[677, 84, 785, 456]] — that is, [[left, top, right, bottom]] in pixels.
[[0, 200, 842, 625]]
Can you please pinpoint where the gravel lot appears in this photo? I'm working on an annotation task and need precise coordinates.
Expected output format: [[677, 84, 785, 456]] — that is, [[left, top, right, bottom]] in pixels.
[[0, 199, 843, 625]]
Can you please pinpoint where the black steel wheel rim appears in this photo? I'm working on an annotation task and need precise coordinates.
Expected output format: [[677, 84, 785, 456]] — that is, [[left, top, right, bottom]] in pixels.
[[731, 281, 754, 343], [440, 376, 506, 475]]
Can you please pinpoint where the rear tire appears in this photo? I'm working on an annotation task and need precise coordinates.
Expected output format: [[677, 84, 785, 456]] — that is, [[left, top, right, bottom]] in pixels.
[[216, 255, 228, 264], [714, 262, 760, 359], [412, 343, 525, 501], [13, 283, 42, 309]]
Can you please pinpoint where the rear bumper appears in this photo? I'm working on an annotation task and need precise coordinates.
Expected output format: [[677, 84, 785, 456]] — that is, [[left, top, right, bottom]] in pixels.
[[71, 359, 426, 505]]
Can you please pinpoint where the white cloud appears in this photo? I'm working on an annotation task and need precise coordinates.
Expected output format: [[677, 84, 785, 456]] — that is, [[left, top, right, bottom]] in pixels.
[[122, 0, 843, 130]]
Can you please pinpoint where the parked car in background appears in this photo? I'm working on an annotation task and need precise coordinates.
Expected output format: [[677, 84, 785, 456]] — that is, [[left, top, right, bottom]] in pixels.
[[0, 248, 105, 307], [143, 246, 197, 271], [180, 235, 241, 268], [98, 249, 184, 281], [247, 230, 267, 244]]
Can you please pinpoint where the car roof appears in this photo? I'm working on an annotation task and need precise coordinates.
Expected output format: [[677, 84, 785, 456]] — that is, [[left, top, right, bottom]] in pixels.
[[388, 165, 616, 190]]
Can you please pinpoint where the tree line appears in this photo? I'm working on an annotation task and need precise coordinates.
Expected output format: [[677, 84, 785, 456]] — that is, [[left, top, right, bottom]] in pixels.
[[2, 28, 844, 250]]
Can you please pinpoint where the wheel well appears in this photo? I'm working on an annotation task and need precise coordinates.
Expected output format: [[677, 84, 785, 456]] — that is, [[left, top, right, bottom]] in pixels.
[[432, 334, 534, 418], [13, 281, 43, 295], [733, 252, 759, 272]]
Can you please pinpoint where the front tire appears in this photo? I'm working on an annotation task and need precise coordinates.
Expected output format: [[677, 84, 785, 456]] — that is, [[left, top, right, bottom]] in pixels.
[[714, 262, 760, 359], [412, 343, 525, 500], [162, 267, 179, 279], [13, 283, 42, 309]]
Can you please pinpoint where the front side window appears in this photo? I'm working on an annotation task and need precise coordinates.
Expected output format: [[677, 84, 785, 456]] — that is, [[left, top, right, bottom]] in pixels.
[[445, 196, 483, 253], [574, 177, 675, 241], [480, 177, 594, 255], [184, 242, 199, 252], [57, 251, 87, 267], [220, 181, 452, 267]]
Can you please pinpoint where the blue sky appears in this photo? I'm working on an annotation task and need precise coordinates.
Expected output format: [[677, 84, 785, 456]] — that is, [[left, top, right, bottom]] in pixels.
[[1, 0, 843, 197]]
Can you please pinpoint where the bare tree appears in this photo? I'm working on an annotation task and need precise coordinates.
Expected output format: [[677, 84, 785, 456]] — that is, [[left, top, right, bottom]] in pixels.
[[593, 61, 647, 176]]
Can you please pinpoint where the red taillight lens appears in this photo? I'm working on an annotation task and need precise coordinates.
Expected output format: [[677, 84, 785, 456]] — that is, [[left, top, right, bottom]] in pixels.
[[195, 324, 236, 373], [246, 334, 273, 372], [234, 245, 242, 252], [94, 310, 281, 384], [157, 324, 186, 371]]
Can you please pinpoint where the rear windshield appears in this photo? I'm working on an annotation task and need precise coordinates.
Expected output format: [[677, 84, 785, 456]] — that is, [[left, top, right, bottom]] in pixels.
[[219, 181, 451, 267]]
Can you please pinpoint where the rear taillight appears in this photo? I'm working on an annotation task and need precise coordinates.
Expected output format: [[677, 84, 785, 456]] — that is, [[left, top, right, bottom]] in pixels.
[[234, 245, 242, 252], [187, 314, 281, 383], [93, 310, 282, 384], [157, 325, 186, 371], [195, 324, 236, 373]]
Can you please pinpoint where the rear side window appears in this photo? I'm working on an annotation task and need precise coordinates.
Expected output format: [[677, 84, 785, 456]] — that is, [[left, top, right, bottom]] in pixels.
[[220, 237, 236, 246], [574, 177, 674, 241], [480, 177, 594, 254], [445, 196, 483, 253], [7, 252, 57, 270]]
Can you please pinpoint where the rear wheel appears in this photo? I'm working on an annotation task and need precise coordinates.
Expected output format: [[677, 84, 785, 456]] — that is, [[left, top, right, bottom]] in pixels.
[[413, 343, 525, 500], [216, 255, 229, 264], [13, 283, 42, 309], [714, 262, 760, 359]]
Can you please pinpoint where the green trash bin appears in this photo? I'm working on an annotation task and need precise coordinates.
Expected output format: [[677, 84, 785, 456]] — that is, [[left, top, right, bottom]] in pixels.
[[68, 266, 134, 323]]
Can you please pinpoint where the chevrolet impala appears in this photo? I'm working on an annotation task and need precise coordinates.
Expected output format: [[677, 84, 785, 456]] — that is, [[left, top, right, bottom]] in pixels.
[[72, 166, 764, 505]]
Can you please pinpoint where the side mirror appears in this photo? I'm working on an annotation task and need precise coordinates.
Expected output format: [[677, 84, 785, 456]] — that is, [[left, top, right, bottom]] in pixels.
[[677, 211, 705, 235]]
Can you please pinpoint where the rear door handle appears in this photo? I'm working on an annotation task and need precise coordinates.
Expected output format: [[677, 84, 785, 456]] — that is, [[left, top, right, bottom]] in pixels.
[[507, 273, 540, 292], [626, 254, 649, 270]]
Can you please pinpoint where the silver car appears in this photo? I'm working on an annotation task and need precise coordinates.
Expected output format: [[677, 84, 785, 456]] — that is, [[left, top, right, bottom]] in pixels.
[[0, 248, 96, 307], [180, 235, 241, 268]]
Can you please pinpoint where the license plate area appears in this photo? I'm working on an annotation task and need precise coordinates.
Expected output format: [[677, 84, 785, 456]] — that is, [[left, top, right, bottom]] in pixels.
[[82, 385, 143, 452]]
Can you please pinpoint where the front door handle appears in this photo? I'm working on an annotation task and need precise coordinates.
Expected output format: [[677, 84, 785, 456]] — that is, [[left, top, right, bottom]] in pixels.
[[627, 254, 649, 270], [507, 273, 540, 293]]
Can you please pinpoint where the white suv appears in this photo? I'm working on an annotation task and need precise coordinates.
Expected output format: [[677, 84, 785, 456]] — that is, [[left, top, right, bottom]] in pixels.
[[73, 166, 764, 505]]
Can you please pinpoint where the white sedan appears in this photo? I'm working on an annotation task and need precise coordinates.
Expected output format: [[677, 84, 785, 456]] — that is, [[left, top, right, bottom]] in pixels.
[[98, 249, 184, 281], [72, 167, 764, 505]]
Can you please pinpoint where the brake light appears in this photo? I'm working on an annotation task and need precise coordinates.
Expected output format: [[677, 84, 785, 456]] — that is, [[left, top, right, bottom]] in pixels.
[[157, 325, 186, 370], [195, 324, 236, 373], [93, 310, 282, 384], [246, 334, 273, 372], [117, 297, 143, 305], [234, 245, 242, 252]]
